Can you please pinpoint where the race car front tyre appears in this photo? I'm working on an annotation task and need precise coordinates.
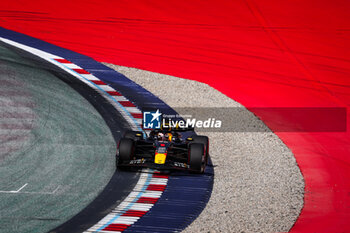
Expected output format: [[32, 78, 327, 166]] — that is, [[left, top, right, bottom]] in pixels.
[[189, 143, 206, 173], [118, 138, 134, 164], [192, 135, 209, 163]]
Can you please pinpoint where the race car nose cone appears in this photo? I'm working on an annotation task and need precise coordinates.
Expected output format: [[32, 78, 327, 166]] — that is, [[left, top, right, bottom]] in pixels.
[[154, 152, 166, 164]]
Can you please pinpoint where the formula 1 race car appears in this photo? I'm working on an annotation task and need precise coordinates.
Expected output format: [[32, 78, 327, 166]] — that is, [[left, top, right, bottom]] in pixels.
[[116, 129, 209, 173]]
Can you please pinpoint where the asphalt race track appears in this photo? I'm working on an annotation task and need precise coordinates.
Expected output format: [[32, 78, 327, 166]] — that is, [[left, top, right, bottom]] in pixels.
[[1, 0, 350, 232], [0, 43, 140, 233]]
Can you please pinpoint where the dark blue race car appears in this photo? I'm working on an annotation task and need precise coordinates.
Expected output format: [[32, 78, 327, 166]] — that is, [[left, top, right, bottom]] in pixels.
[[117, 128, 209, 173]]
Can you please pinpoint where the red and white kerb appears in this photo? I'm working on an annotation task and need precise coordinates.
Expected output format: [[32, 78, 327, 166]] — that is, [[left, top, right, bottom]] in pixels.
[[85, 171, 168, 232], [53, 57, 143, 130]]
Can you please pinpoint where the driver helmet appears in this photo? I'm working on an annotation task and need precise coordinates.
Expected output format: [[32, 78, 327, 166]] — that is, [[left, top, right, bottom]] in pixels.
[[157, 132, 164, 141]]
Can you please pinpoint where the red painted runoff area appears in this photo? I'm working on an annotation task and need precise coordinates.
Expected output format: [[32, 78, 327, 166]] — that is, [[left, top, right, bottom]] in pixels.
[[1, 0, 350, 232]]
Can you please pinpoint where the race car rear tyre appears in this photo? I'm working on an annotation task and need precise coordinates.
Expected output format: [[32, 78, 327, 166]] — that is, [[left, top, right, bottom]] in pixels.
[[118, 138, 134, 164], [189, 143, 206, 174], [124, 130, 143, 140], [192, 135, 209, 163]]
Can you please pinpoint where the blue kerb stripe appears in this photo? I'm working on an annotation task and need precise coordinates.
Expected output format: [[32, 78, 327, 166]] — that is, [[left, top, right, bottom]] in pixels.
[[50, 59, 144, 133], [96, 172, 154, 232]]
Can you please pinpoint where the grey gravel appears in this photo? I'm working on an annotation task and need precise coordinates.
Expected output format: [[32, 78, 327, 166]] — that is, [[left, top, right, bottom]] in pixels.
[[104, 63, 304, 233]]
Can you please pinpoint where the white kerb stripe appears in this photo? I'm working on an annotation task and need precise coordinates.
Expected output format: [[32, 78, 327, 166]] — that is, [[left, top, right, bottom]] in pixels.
[[63, 63, 81, 69], [81, 74, 100, 81], [99, 85, 115, 92]]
